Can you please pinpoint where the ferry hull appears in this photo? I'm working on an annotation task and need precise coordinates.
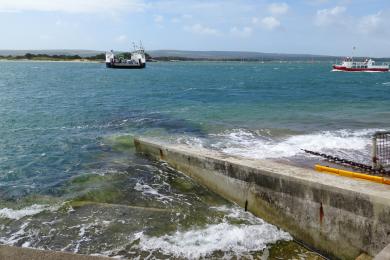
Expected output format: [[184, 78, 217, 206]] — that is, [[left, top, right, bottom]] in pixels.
[[333, 65, 389, 72], [106, 63, 146, 69]]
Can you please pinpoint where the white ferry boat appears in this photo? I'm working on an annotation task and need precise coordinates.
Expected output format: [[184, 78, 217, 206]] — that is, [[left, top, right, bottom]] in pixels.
[[333, 57, 389, 72], [106, 43, 146, 69]]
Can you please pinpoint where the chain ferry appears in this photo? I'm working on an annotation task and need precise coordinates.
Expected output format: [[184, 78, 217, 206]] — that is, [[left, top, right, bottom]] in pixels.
[[333, 57, 389, 72], [105, 43, 146, 69]]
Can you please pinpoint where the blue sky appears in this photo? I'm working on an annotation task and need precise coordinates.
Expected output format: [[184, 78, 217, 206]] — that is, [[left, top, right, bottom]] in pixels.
[[0, 0, 389, 56]]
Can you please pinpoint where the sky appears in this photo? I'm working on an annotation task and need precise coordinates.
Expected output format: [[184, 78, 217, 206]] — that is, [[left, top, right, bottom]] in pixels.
[[0, 0, 389, 56]]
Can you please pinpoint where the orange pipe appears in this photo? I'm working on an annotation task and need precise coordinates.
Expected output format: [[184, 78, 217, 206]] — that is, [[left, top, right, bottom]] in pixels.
[[315, 164, 390, 185]]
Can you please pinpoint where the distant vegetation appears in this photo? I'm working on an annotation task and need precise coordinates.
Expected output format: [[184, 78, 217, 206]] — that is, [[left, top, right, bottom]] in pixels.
[[0, 53, 106, 61], [0, 52, 153, 62]]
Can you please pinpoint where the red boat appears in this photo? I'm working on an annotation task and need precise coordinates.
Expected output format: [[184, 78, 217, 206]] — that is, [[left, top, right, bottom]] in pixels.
[[333, 57, 389, 72]]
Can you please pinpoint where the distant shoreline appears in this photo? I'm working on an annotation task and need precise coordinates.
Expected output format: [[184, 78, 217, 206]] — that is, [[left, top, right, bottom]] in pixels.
[[0, 52, 105, 63], [0, 58, 334, 64], [1, 49, 389, 62], [0, 58, 101, 63], [0, 57, 387, 64]]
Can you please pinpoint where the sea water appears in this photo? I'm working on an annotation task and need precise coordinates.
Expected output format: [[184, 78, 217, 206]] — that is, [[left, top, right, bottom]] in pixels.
[[0, 61, 389, 258]]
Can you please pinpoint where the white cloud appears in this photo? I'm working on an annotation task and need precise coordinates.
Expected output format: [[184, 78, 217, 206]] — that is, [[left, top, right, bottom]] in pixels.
[[314, 6, 389, 38], [154, 15, 164, 23], [358, 12, 383, 34], [171, 14, 192, 24], [268, 3, 289, 15], [0, 0, 146, 13], [184, 24, 220, 36], [181, 14, 193, 19], [315, 6, 346, 26], [252, 15, 282, 31], [306, 0, 329, 5], [0, 9, 20, 13], [260, 16, 281, 30], [115, 34, 128, 43], [230, 26, 253, 37], [171, 17, 180, 23]]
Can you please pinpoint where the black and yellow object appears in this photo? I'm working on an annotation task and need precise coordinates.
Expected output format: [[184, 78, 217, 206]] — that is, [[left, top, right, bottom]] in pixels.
[[315, 164, 390, 185]]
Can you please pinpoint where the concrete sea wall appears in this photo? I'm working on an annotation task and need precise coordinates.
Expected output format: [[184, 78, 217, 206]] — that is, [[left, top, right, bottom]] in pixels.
[[134, 138, 390, 259]]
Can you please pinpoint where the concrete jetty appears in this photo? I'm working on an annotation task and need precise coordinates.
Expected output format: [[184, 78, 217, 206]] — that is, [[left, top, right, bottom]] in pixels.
[[134, 137, 390, 259], [374, 244, 390, 260]]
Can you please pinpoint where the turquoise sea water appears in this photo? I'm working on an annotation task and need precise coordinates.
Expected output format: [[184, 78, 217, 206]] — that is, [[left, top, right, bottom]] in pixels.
[[0, 61, 389, 258]]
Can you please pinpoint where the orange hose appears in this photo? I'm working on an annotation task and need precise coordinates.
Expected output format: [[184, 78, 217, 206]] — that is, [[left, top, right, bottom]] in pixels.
[[315, 165, 390, 185]]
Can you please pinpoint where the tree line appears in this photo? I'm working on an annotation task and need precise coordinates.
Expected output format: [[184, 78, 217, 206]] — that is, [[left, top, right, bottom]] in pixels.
[[0, 53, 106, 61], [0, 52, 154, 61]]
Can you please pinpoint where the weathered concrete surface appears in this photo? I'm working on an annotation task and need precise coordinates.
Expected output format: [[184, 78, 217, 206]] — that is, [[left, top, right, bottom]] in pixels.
[[134, 137, 390, 260], [355, 253, 373, 260], [374, 244, 390, 260], [0, 245, 111, 260]]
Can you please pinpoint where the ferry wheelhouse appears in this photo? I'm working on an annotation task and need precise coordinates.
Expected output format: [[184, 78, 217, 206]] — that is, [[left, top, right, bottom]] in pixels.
[[333, 57, 389, 72], [106, 43, 146, 69]]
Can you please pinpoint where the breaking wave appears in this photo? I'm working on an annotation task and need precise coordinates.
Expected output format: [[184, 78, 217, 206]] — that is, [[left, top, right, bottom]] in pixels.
[[208, 128, 382, 162], [136, 206, 291, 259], [0, 204, 59, 220]]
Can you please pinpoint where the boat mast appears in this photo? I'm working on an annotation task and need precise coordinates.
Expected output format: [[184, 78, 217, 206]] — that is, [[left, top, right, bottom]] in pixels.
[[352, 46, 356, 63], [139, 40, 145, 53]]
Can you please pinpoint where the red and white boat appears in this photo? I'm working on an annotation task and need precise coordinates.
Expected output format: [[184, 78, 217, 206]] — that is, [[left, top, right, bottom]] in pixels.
[[333, 57, 389, 72]]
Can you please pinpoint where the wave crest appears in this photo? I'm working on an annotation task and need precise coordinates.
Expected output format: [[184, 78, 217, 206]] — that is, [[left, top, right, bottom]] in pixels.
[[208, 128, 382, 162]]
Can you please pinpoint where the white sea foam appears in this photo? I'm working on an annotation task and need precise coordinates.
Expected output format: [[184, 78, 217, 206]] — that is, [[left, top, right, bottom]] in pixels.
[[0, 222, 30, 245], [211, 205, 262, 224], [0, 216, 59, 247], [210, 128, 381, 161], [136, 206, 291, 259], [175, 136, 204, 148], [0, 204, 59, 220], [134, 182, 173, 203], [74, 223, 93, 253], [382, 82, 390, 85]]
